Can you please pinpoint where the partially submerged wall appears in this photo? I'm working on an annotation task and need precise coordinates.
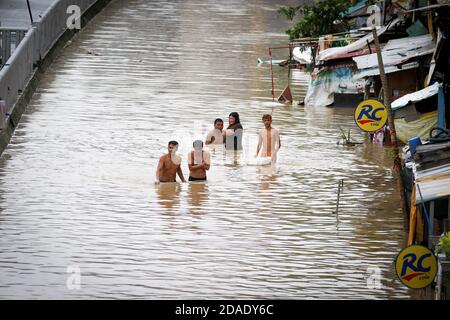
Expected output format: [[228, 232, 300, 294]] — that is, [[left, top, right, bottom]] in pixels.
[[0, 0, 112, 155]]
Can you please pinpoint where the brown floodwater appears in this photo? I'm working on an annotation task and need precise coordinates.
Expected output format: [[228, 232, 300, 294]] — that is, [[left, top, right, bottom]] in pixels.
[[0, 0, 419, 299]]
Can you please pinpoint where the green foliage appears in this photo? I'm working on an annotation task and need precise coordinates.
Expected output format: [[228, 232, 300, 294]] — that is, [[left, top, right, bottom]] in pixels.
[[277, 6, 302, 21], [278, 0, 354, 40], [435, 232, 450, 256]]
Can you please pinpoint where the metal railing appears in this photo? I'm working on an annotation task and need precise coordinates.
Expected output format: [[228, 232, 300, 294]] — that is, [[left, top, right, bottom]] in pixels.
[[0, 0, 98, 116], [0, 28, 28, 68]]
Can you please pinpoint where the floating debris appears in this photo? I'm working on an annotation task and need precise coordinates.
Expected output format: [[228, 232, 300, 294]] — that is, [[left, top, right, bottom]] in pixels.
[[337, 127, 363, 146]]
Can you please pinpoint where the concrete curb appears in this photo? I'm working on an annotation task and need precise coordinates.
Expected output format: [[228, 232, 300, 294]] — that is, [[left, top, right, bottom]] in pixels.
[[0, 0, 112, 156]]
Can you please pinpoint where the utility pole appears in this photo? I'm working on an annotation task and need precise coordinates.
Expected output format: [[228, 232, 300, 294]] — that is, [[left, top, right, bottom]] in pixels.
[[371, 19, 409, 218]]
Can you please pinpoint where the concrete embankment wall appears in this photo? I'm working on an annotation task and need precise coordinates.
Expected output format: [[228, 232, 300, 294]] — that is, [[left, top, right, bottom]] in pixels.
[[0, 0, 112, 155]]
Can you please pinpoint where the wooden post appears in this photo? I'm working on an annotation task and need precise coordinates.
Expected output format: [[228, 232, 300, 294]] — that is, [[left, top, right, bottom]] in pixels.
[[371, 23, 409, 218], [428, 1, 437, 42]]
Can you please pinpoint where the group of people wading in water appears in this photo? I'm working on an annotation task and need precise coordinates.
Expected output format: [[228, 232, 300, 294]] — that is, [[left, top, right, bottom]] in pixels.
[[155, 112, 281, 184]]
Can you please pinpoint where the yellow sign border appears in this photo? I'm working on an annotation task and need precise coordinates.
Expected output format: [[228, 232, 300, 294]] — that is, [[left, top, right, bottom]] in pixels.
[[354, 99, 387, 132], [394, 245, 438, 289]]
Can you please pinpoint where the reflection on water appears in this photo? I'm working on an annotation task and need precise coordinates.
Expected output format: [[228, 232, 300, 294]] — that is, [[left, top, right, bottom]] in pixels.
[[0, 0, 417, 299], [156, 182, 182, 210], [187, 182, 209, 214]]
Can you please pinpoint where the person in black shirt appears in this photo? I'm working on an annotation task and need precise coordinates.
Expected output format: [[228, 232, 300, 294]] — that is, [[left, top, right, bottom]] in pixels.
[[224, 112, 243, 150]]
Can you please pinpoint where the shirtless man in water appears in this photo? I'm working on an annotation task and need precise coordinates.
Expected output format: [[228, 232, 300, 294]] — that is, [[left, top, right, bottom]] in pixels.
[[256, 114, 281, 162], [155, 141, 186, 184], [188, 140, 210, 181]]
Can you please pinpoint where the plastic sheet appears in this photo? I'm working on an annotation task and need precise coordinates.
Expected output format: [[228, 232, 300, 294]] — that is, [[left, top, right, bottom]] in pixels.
[[304, 66, 365, 107], [394, 111, 438, 143]]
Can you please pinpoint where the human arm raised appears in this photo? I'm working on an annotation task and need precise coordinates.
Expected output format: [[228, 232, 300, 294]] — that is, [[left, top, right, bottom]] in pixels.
[[205, 132, 214, 145]]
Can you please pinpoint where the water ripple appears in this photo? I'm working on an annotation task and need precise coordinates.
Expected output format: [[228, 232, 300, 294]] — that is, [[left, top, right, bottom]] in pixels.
[[0, 0, 415, 299]]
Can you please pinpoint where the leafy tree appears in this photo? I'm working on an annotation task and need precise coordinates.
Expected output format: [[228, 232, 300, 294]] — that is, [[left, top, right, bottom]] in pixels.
[[278, 0, 353, 40]]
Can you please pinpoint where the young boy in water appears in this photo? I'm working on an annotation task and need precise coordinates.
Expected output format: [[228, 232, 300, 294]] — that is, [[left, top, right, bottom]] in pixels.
[[256, 114, 281, 162], [188, 140, 210, 181], [205, 118, 224, 145], [155, 141, 186, 184]]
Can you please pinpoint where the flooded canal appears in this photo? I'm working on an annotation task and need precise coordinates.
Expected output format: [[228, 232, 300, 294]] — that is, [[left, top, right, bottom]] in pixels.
[[0, 0, 417, 299]]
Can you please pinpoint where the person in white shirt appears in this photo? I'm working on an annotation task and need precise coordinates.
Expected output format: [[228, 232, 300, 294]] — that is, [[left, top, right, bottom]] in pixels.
[[256, 114, 281, 162], [188, 140, 211, 181], [205, 118, 224, 145]]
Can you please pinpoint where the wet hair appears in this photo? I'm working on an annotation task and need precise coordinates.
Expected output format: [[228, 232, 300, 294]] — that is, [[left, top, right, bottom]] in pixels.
[[229, 112, 241, 124], [193, 140, 203, 149], [228, 112, 242, 131], [262, 114, 272, 121], [214, 118, 224, 125], [168, 141, 179, 146], [225, 112, 243, 150]]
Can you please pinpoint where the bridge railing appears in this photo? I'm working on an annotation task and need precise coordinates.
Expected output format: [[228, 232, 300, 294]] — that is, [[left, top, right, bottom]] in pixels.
[[0, 28, 28, 69], [0, 0, 97, 118]]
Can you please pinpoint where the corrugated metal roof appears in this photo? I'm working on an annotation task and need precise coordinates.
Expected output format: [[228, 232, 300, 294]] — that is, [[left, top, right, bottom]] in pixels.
[[414, 150, 450, 204], [416, 162, 450, 181], [415, 171, 450, 204], [317, 18, 401, 62], [391, 82, 441, 110], [353, 61, 419, 79], [325, 48, 374, 60], [353, 34, 434, 70], [384, 34, 432, 51]]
